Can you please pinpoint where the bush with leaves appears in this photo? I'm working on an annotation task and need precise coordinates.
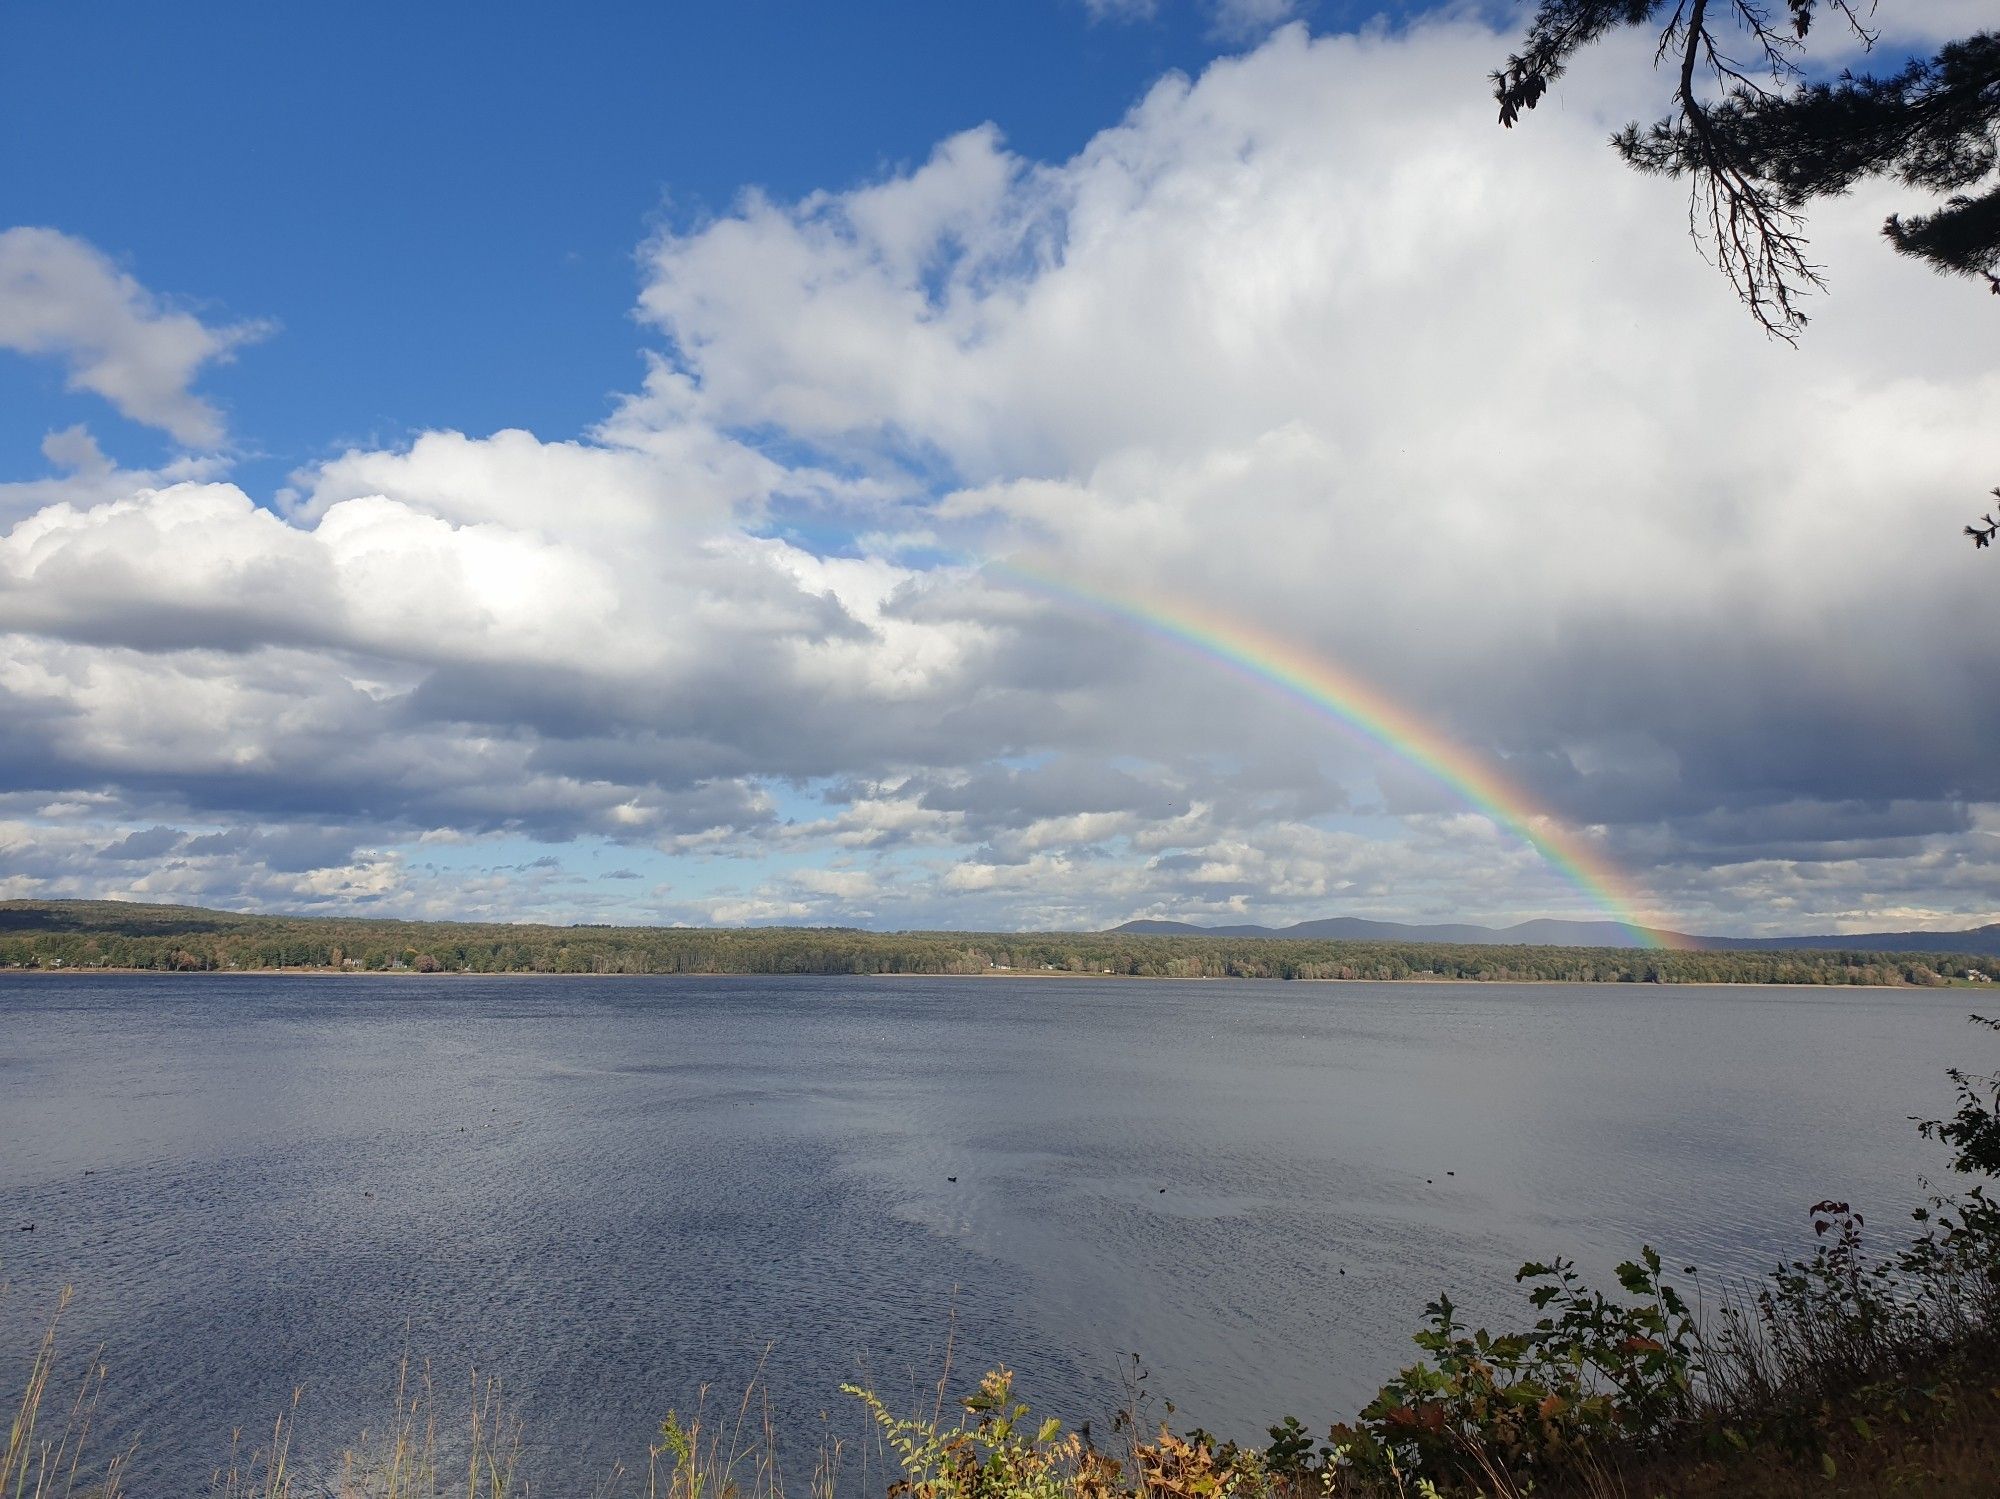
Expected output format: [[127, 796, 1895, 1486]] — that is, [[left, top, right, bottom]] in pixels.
[[846, 1369, 1290, 1499], [1323, 1247, 1698, 1488], [845, 1368, 1108, 1499]]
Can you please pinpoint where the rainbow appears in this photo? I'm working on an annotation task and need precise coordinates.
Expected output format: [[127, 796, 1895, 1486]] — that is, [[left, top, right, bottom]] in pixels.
[[994, 561, 1683, 949]]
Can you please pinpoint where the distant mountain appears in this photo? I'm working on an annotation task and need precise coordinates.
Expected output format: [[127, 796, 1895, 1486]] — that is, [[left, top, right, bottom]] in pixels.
[[1107, 916, 2000, 955], [1108, 916, 1662, 945], [1702, 925, 2000, 956]]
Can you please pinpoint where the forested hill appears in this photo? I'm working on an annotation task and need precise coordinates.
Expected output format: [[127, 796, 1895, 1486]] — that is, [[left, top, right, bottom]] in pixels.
[[0, 899, 1993, 986], [1114, 915, 2000, 955]]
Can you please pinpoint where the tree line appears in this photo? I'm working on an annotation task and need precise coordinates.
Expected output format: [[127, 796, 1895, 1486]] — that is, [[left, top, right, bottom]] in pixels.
[[0, 900, 1990, 985]]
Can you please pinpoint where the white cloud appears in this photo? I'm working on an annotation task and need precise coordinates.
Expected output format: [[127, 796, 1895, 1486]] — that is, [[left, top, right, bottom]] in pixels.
[[0, 21, 1996, 934], [0, 425, 230, 524], [0, 228, 269, 447]]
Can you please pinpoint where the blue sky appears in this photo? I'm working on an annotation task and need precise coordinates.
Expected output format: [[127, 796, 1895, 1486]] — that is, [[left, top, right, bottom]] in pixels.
[[1, 0, 1996, 934], [2, 0, 1296, 495]]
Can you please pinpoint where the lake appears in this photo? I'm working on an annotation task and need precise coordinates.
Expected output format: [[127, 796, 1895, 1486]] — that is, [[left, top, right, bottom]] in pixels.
[[0, 974, 1974, 1492]]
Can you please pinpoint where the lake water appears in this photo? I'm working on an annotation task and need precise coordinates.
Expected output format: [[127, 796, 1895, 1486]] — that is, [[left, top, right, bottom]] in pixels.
[[0, 974, 1976, 1492]]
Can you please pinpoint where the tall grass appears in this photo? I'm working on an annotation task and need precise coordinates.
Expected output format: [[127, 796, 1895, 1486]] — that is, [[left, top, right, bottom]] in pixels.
[[207, 1355, 524, 1499], [618, 1356, 840, 1499], [1, 1287, 130, 1499], [4, 1310, 846, 1499]]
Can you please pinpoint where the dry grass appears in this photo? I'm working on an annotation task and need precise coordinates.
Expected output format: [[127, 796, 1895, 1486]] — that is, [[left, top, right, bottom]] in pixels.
[[609, 1354, 841, 1499], [1518, 1364, 2000, 1498], [209, 1353, 523, 1499], [1, 1286, 132, 1499], [5, 1293, 850, 1499]]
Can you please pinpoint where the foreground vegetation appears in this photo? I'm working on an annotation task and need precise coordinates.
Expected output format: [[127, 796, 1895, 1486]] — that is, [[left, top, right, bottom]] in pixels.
[[3, 900, 1994, 986], [11, 1018, 2000, 1496]]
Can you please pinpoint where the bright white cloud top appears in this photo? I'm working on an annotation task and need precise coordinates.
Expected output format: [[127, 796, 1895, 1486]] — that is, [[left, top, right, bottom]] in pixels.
[[1, 20, 1995, 934]]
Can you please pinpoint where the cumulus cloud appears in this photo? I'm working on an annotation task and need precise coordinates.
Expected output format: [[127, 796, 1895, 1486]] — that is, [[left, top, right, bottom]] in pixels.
[[0, 426, 230, 526], [0, 228, 269, 447], [635, 22, 1997, 818], [0, 21, 1996, 934]]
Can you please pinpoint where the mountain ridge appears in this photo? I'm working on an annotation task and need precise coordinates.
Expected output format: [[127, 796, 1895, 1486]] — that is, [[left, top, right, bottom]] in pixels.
[[1108, 915, 2000, 955]]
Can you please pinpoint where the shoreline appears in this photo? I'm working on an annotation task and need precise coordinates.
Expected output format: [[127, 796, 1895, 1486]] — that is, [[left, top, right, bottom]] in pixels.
[[0, 965, 1924, 989], [7, 902, 1988, 993]]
